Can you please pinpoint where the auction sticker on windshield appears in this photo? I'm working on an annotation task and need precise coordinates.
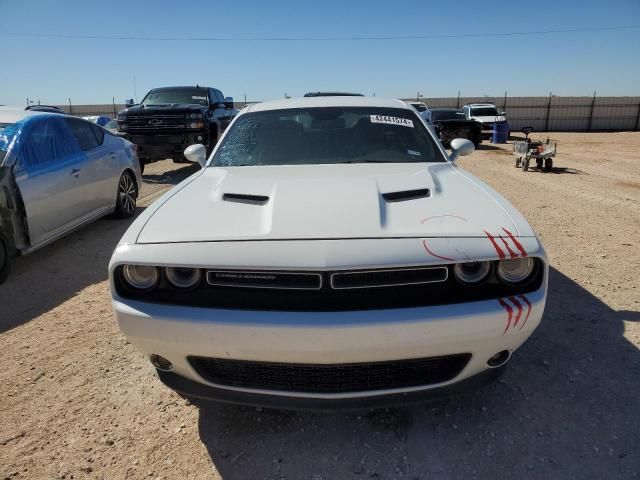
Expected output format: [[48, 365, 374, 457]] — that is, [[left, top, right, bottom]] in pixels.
[[370, 115, 414, 128]]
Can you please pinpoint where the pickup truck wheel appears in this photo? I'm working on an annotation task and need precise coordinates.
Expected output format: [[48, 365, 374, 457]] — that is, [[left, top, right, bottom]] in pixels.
[[0, 230, 15, 285], [139, 160, 145, 175], [113, 171, 138, 219]]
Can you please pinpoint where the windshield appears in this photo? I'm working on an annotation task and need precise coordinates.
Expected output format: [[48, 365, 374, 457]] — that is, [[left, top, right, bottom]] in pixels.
[[212, 107, 443, 167], [431, 110, 465, 121], [471, 107, 499, 117], [141, 88, 208, 106]]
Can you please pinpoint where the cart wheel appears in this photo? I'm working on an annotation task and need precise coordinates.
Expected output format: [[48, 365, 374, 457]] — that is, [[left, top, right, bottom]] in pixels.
[[522, 158, 529, 172], [515, 157, 521, 168], [544, 158, 553, 172]]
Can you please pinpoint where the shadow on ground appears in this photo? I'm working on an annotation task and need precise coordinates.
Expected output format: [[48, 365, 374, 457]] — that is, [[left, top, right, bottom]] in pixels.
[[196, 268, 639, 479], [0, 164, 194, 333], [142, 163, 199, 185]]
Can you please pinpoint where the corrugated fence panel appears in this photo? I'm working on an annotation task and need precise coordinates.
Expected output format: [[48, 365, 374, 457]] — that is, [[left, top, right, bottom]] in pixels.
[[55, 96, 640, 131]]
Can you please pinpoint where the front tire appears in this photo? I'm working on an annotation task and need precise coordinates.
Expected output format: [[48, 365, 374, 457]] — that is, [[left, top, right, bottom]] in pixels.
[[113, 171, 138, 219], [0, 229, 15, 285]]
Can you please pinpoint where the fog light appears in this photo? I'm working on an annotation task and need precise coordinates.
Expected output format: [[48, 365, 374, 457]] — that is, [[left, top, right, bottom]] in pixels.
[[150, 354, 173, 371], [487, 350, 511, 368], [197, 135, 203, 141]]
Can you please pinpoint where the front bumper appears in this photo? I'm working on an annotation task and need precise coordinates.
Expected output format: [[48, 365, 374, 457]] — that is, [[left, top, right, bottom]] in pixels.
[[124, 132, 208, 161], [112, 283, 546, 407]]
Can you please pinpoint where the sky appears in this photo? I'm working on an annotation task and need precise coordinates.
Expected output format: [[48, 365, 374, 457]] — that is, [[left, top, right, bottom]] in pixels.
[[0, 0, 638, 106]]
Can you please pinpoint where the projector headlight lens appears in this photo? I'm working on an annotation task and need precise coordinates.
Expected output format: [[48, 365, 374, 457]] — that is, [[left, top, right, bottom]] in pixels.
[[453, 261, 491, 284], [165, 267, 201, 289], [122, 265, 159, 290], [497, 258, 535, 285]]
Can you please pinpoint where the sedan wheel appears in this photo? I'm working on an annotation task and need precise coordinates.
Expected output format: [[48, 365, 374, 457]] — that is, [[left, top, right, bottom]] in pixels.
[[114, 171, 137, 219], [0, 230, 14, 284]]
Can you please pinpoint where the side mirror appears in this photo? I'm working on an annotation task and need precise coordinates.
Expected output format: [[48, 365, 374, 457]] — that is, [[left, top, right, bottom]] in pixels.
[[224, 97, 234, 109], [184, 144, 208, 167], [125, 98, 134, 108], [501, 111, 507, 116], [449, 138, 475, 162], [521, 126, 533, 135]]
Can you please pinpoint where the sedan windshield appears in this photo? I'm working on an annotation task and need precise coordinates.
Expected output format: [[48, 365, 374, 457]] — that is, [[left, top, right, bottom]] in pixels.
[[141, 88, 208, 106], [471, 107, 499, 117], [213, 107, 443, 167], [0, 122, 17, 164]]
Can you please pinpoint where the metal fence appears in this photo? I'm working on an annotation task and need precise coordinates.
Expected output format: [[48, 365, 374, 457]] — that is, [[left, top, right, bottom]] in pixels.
[[53, 95, 640, 132], [403, 95, 640, 131]]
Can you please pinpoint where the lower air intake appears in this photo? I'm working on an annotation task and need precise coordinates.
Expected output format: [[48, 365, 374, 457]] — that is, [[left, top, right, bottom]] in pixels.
[[188, 354, 471, 394]]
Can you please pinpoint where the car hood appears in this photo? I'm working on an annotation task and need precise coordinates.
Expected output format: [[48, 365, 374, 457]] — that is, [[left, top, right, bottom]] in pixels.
[[136, 163, 523, 244], [472, 115, 506, 124]]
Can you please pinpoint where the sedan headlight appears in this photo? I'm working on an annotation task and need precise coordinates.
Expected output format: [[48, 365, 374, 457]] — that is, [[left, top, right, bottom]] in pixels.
[[187, 122, 205, 129], [453, 261, 491, 285], [164, 267, 201, 289], [122, 265, 159, 290], [497, 258, 535, 285]]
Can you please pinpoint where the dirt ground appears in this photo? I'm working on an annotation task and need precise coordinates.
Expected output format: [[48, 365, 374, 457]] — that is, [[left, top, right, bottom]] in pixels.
[[1, 132, 639, 480]]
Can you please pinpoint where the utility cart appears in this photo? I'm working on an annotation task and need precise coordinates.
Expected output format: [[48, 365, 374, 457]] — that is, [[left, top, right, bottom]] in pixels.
[[513, 127, 557, 172]]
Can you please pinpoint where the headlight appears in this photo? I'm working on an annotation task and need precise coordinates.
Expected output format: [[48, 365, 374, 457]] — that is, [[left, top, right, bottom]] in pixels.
[[453, 261, 491, 284], [122, 265, 159, 290], [187, 122, 205, 129], [165, 267, 201, 289], [117, 114, 126, 121], [187, 113, 202, 119], [497, 258, 535, 285], [117, 124, 127, 132]]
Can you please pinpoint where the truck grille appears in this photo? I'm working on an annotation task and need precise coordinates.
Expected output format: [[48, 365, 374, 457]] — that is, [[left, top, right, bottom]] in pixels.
[[188, 354, 471, 393], [125, 114, 187, 132]]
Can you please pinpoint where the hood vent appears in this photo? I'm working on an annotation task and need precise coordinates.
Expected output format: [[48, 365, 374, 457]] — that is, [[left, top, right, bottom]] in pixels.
[[382, 188, 430, 203], [222, 193, 270, 205]]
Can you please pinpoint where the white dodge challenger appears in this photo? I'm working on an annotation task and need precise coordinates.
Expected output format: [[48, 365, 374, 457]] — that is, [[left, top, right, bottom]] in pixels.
[[109, 96, 547, 409]]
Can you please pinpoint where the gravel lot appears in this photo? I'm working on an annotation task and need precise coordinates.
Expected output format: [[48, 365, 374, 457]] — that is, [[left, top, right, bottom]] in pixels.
[[1, 132, 639, 480]]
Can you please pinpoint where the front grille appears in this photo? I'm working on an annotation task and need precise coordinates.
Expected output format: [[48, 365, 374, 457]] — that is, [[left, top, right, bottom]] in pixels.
[[125, 114, 187, 132], [188, 354, 471, 393], [331, 266, 447, 289], [114, 260, 544, 311]]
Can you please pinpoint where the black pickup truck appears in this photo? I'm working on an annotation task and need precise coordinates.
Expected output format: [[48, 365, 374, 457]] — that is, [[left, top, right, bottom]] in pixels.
[[116, 86, 238, 172]]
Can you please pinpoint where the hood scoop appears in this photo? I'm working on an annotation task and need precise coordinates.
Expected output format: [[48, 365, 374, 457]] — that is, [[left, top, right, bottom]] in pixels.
[[382, 188, 430, 203], [222, 193, 270, 205]]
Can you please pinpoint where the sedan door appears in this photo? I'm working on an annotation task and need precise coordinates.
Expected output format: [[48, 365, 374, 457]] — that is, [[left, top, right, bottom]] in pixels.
[[64, 118, 120, 212], [12, 116, 90, 248]]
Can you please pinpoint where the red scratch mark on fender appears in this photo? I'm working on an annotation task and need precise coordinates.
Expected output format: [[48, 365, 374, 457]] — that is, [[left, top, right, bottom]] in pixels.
[[518, 295, 532, 329], [421, 214, 468, 224], [484, 230, 506, 260], [502, 227, 528, 257], [498, 298, 513, 335], [508, 296, 523, 327], [422, 239, 456, 262], [498, 236, 518, 259]]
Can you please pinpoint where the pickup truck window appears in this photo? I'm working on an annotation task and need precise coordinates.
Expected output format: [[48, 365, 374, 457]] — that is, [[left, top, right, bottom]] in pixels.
[[213, 107, 444, 167], [470, 107, 499, 117], [141, 88, 209, 107]]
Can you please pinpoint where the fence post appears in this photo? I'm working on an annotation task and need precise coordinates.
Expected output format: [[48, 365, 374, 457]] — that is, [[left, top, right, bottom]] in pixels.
[[544, 92, 552, 132], [112, 96, 116, 117], [587, 91, 597, 131], [68, 98, 73, 115], [456, 91, 460, 109], [635, 102, 640, 131], [503, 90, 507, 112]]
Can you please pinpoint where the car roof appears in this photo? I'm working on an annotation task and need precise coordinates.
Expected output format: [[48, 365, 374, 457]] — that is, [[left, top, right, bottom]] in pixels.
[[149, 86, 211, 91], [246, 96, 409, 113], [466, 103, 497, 107], [303, 91, 364, 97], [431, 108, 463, 112]]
